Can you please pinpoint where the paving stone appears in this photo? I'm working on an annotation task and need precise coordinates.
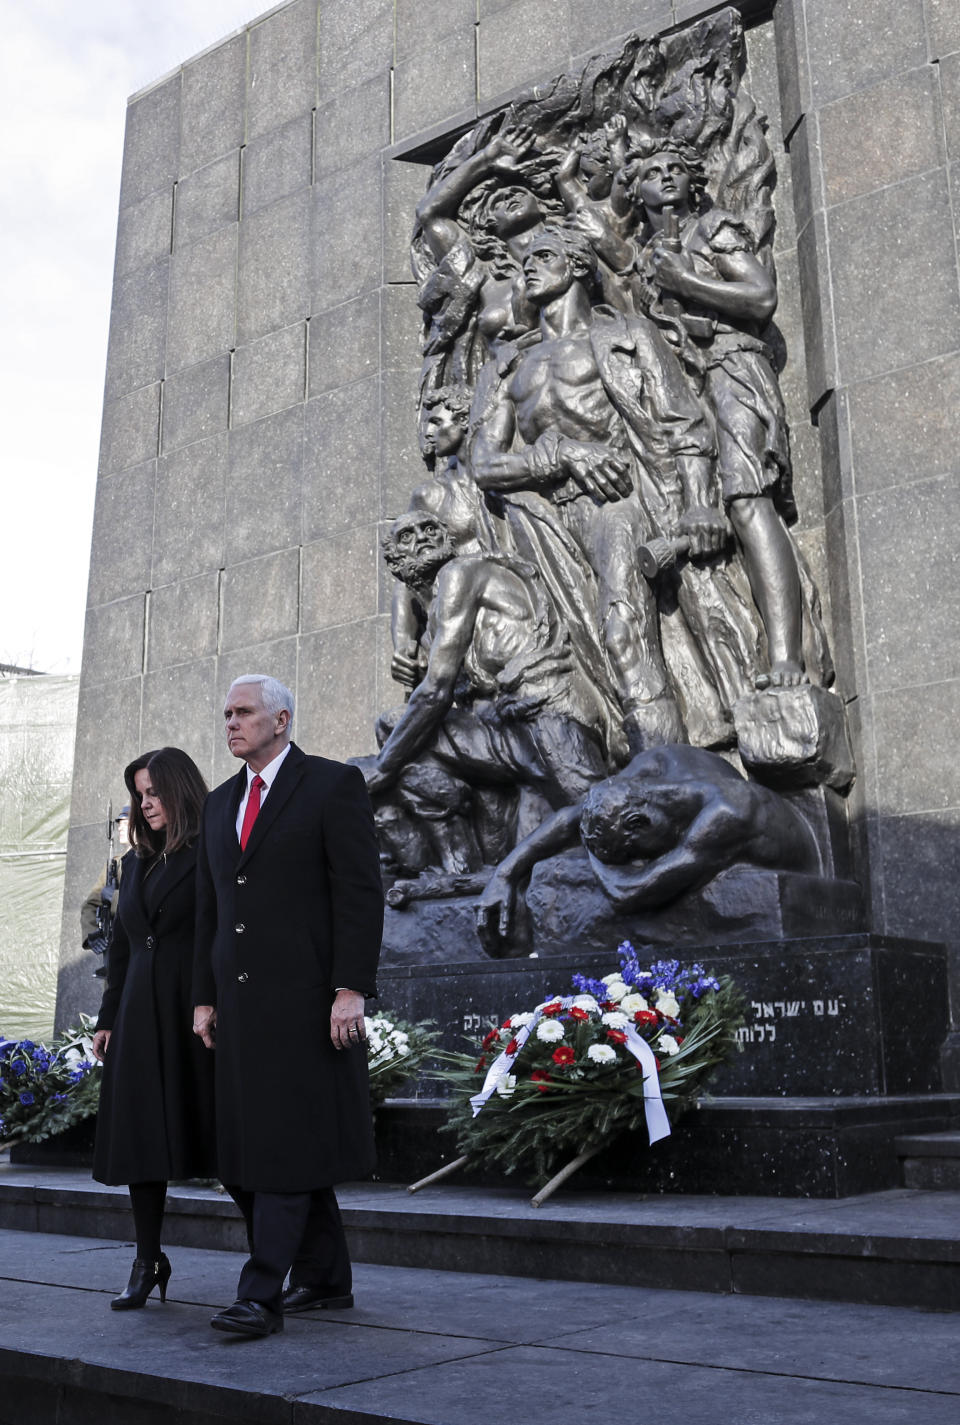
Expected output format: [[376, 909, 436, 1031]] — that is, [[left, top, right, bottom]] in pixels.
[[318, 0, 394, 90], [173, 150, 240, 250], [86, 462, 156, 608], [81, 597, 145, 687], [98, 384, 162, 478], [230, 321, 306, 428], [828, 171, 960, 387], [179, 32, 247, 175], [298, 620, 380, 761], [119, 73, 181, 208], [146, 574, 220, 671], [477, 0, 570, 105], [246, 0, 317, 142], [152, 433, 227, 587], [818, 67, 943, 207], [303, 377, 381, 540], [846, 348, 960, 495], [219, 547, 301, 653], [160, 356, 230, 454], [314, 73, 391, 181], [114, 187, 174, 279], [225, 405, 304, 564], [312, 160, 382, 305], [140, 658, 219, 767], [301, 525, 380, 633], [241, 113, 312, 218], [165, 226, 237, 375], [872, 679, 960, 815], [802, 0, 927, 109], [393, 25, 476, 142], [236, 187, 311, 346], [104, 258, 168, 400], [308, 290, 380, 398]]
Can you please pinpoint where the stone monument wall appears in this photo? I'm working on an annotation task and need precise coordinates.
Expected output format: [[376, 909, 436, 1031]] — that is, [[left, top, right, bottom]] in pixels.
[[56, 0, 960, 1049]]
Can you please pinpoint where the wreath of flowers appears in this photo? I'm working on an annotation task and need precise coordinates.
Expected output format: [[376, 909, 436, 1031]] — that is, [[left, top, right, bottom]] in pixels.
[[364, 1012, 440, 1107], [0, 1017, 101, 1146], [414, 943, 744, 1204]]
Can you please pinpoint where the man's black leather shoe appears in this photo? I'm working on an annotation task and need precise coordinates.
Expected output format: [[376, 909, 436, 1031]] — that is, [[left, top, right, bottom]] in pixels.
[[211, 1298, 284, 1336], [281, 1285, 354, 1313]]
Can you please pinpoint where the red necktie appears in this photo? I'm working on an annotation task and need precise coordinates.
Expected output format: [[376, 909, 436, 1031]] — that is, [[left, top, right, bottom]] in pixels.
[[239, 774, 265, 850]]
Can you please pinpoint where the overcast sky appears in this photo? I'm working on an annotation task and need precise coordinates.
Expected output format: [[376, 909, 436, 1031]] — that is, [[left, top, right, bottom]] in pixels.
[[0, 2, 263, 675]]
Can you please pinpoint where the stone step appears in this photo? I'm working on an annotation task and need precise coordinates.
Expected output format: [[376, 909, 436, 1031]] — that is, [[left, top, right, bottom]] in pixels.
[[896, 1131, 960, 1190]]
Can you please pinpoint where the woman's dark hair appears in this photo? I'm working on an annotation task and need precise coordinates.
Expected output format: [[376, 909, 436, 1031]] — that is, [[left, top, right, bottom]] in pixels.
[[124, 746, 208, 858]]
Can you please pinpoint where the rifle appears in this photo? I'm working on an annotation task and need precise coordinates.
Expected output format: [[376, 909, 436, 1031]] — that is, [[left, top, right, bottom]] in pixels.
[[88, 803, 119, 964]]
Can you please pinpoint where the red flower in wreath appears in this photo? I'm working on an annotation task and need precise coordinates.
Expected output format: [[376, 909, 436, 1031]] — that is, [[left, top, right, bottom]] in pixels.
[[505, 1037, 520, 1057], [501, 1018, 513, 1030], [542, 1001, 562, 1016], [569, 1006, 590, 1022], [552, 1045, 575, 1066], [634, 1010, 658, 1028], [606, 1029, 628, 1045], [530, 1070, 552, 1093], [482, 1029, 500, 1050], [474, 1056, 487, 1073]]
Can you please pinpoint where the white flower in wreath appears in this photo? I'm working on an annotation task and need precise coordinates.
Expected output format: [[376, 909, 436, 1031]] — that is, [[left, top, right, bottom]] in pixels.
[[655, 991, 681, 1019], [587, 1043, 617, 1065], [601, 1011, 629, 1029], [658, 1034, 680, 1056], [396, 1042, 411, 1056], [496, 1074, 517, 1098], [509, 1012, 533, 1029], [536, 1019, 564, 1043], [620, 993, 648, 1014], [601, 976, 629, 1002], [572, 994, 599, 1014]]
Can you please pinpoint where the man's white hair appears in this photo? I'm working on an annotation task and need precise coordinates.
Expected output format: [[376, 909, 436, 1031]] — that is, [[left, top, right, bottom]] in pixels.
[[230, 674, 294, 723]]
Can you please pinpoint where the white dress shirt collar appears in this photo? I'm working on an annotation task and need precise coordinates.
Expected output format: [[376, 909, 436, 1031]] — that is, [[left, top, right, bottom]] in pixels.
[[236, 742, 291, 839]]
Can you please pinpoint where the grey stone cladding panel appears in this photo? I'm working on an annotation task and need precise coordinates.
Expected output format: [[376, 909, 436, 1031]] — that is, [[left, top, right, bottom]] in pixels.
[[876, 809, 960, 945], [382, 284, 422, 372], [173, 151, 241, 250], [231, 322, 307, 428], [152, 433, 227, 587], [160, 356, 230, 454], [246, 0, 318, 142], [104, 258, 168, 401], [220, 546, 301, 653], [873, 678, 960, 816], [71, 676, 143, 827], [393, 26, 476, 143], [827, 171, 960, 386], [308, 290, 380, 399], [312, 160, 382, 305], [477, 0, 570, 106], [114, 188, 173, 279], [383, 161, 427, 285], [381, 366, 423, 517], [237, 188, 311, 346], [241, 114, 313, 218], [318, 0, 394, 90], [801, 0, 927, 109], [846, 349, 960, 496], [180, 32, 247, 175], [225, 405, 304, 565], [569, 1, 671, 62], [303, 376, 381, 540], [86, 462, 156, 609], [939, 52, 960, 162], [927, 0, 960, 60], [165, 226, 238, 375], [795, 211, 836, 404], [98, 385, 160, 477], [395, 0, 474, 61], [301, 526, 380, 634], [823, 497, 866, 704], [120, 73, 181, 208], [141, 658, 219, 769], [817, 67, 943, 207], [297, 621, 379, 763], [315, 74, 391, 182], [81, 597, 146, 688], [146, 574, 220, 671]]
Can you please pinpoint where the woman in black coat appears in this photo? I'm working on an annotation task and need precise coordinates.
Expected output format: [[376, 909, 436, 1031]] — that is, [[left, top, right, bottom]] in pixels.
[[92, 747, 215, 1310]]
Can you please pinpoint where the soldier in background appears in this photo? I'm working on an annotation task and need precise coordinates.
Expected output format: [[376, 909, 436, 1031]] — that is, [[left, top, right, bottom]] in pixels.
[[81, 805, 129, 977]]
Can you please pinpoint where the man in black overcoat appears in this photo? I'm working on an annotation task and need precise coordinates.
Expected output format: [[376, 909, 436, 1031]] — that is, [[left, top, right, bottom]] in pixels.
[[193, 674, 383, 1337]]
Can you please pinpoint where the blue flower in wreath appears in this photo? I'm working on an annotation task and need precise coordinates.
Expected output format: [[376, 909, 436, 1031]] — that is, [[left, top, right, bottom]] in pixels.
[[19, 1091, 35, 1106], [20, 1041, 35, 1054], [10, 1058, 26, 1076]]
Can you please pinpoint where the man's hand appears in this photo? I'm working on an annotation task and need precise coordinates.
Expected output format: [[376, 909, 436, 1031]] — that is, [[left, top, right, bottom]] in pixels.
[[390, 647, 422, 690], [650, 241, 696, 295], [331, 989, 367, 1051], [193, 1005, 217, 1050], [677, 504, 729, 558], [91, 1029, 111, 1062], [475, 871, 517, 958], [487, 122, 539, 176], [558, 437, 632, 503], [361, 762, 393, 799]]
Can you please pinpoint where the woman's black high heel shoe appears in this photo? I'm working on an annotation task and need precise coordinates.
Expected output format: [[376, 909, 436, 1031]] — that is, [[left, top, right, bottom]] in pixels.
[[110, 1253, 171, 1310]]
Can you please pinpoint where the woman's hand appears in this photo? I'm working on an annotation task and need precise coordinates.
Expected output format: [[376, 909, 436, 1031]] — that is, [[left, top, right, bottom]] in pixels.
[[91, 1029, 111, 1061]]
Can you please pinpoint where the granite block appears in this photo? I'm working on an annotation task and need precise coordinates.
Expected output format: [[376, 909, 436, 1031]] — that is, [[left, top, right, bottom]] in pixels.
[[877, 811, 960, 945], [152, 433, 227, 587], [179, 33, 247, 175], [230, 321, 306, 427], [165, 226, 237, 374], [246, 0, 317, 142], [743, 16, 784, 151], [236, 187, 310, 345], [393, 26, 476, 142], [312, 160, 382, 304], [926, 0, 960, 59], [140, 658, 218, 768], [318, 0, 394, 90], [477, 0, 570, 105], [773, 0, 811, 139], [768, 259, 821, 515], [172, 150, 240, 250], [70, 675, 142, 829], [81, 597, 145, 687], [314, 74, 391, 181], [301, 526, 380, 633], [225, 405, 304, 563], [308, 289, 380, 398], [86, 463, 155, 608], [159, 355, 230, 454], [297, 621, 380, 761], [818, 67, 943, 207], [395, 0, 475, 61], [828, 171, 960, 386], [815, 387, 853, 515], [819, 501, 860, 702], [872, 680, 960, 815], [786, 112, 818, 246], [219, 547, 301, 653], [381, 366, 423, 516], [795, 212, 835, 406], [104, 258, 168, 400], [145, 575, 219, 671], [383, 160, 427, 285], [858, 471, 960, 689], [847, 349, 960, 494], [241, 113, 312, 218], [802, 0, 927, 109], [571, 1, 671, 58], [939, 51, 960, 161], [114, 188, 173, 279], [303, 376, 381, 539], [382, 282, 422, 370], [98, 386, 160, 477], [119, 74, 180, 208]]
